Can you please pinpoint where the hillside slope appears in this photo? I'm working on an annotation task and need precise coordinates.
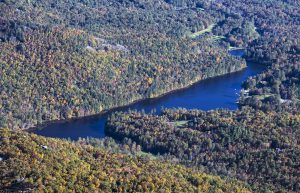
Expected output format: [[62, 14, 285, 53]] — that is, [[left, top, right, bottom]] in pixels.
[[0, 129, 251, 192], [0, 0, 246, 129], [106, 108, 300, 192]]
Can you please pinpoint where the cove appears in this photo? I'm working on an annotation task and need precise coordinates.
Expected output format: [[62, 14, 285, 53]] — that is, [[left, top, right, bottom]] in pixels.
[[32, 50, 265, 140]]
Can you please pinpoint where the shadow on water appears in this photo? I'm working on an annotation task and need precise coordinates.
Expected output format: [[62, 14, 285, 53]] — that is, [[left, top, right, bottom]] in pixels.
[[32, 50, 266, 139]]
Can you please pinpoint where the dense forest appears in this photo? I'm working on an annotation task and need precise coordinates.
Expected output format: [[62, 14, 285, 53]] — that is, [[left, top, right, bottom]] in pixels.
[[239, 64, 300, 112], [1, 0, 298, 129], [103, 1, 300, 191], [106, 108, 300, 192], [0, 0, 300, 192], [0, 0, 247, 129], [0, 129, 251, 192]]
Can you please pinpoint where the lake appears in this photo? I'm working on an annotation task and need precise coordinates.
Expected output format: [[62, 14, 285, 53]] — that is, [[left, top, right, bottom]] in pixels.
[[32, 50, 266, 140]]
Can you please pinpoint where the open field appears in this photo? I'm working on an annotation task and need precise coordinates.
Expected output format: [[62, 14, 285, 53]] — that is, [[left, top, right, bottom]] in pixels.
[[189, 24, 215, 38]]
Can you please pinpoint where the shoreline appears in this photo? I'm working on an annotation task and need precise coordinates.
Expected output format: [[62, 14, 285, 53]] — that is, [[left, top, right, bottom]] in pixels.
[[27, 61, 247, 132]]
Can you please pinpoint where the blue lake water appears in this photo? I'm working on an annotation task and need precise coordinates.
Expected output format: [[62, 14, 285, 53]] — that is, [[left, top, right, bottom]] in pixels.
[[33, 50, 266, 139]]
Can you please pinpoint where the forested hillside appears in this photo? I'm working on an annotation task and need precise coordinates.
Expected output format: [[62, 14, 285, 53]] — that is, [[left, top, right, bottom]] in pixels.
[[239, 64, 300, 112], [206, 0, 300, 112], [106, 108, 300, 192], [2, 0, 298, 129], [0, 129, 251, 192], [0, 0, 247, 129], [105, 1, 300, 192], [1, 0, 300, 192]]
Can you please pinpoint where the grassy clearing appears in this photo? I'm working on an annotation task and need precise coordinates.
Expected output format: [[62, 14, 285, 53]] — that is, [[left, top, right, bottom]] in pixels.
[[169, 120, 189, 127], [255, 94, 273, 100], [244, 94, 273, 100], [189, 24, 215, 38]]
